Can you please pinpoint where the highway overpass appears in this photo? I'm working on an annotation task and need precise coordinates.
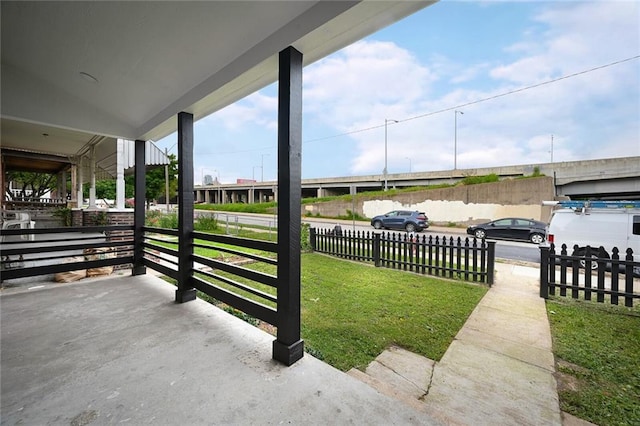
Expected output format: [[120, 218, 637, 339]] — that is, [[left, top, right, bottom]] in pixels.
[[195, 156, 640, 204]]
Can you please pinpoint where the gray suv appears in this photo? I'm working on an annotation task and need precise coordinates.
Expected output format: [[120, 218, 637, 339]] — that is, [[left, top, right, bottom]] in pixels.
[[370, 210, 429, 232]]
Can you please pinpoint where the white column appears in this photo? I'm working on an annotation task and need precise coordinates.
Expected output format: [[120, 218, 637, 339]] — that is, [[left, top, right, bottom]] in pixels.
[[88, 146, 97, 208], [116, 139, 126, 209], [76, 156, 84, 208]]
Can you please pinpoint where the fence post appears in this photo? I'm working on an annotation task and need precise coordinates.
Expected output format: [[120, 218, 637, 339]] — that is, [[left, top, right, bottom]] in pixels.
[[309, 227, 316, 251], [486, 241, 496, 286], [625, 248, 634, 307], [539, 245, 550, 299], [373, 232, 381, 267]]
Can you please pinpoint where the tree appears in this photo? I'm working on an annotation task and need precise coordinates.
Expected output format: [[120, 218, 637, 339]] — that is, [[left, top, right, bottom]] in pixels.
[[124, 153, 178, 207], [5, 171, 57, 200]]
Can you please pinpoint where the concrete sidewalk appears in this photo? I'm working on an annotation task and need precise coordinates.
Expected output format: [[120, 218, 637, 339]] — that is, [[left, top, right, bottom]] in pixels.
[[2, 261, 571, 425], [350, 262, 565, 425], [1, 273, 441, 425]]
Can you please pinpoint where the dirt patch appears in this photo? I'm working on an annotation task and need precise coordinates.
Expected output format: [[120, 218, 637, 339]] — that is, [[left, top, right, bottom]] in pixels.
[[555, 359, 589, 393]]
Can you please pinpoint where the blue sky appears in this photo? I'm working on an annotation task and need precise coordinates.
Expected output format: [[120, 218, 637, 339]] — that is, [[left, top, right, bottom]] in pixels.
[[155, 1, 640, 184]]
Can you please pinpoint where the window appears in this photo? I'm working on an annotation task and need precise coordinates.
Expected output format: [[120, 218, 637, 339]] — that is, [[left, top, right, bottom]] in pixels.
[[633, 216, 640, 235]]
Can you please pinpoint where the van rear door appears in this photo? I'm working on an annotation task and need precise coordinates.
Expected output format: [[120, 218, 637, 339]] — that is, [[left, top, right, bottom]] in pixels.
[[630, 214, 640, 262]]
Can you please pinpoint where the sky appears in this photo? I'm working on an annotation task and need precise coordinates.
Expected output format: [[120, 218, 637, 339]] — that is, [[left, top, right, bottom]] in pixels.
[[155, 1, 640, 185]]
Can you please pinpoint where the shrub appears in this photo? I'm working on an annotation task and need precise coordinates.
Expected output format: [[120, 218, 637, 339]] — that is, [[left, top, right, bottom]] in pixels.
[[300, 222, 312, 251], [459, 174, 500, 185], [159, 213, 179, 229], [195, 215, 218, 232], [53, 207, 72, 226]]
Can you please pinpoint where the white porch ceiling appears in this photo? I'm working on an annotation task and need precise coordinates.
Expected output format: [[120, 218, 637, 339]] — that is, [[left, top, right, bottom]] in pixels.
[[1, 1, 434, 171]]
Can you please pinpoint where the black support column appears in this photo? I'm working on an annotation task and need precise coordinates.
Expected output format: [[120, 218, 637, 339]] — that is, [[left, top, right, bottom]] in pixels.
[[273, 46, 304, 366], [175, 112, 197, 303], [132, 139, 146, 276]]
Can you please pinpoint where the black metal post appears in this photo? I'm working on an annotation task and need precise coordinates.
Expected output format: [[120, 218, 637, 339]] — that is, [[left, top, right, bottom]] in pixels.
[[486, 241, 496, 286], [539, 245, 550, 298], [273, 46, 304, 366], [132, 139, 146, 276], [373, 233, 381, 267], [309, 227, 316, 251], [175, 112, 196, 303], [624, 248, 634, 307]]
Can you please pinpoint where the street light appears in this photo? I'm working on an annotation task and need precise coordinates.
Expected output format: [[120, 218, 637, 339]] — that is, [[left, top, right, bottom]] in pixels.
[[261, 154, 269, 182], [405, 157, 412, 173], [384, 118, 398, 191], [213, 169, 221, 204], [454, 110, 464, 170]]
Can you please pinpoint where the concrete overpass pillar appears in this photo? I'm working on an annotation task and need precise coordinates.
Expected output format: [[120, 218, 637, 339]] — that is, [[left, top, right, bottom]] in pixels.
[[204, 190, 210, 203], [317, 187, 326, 198]]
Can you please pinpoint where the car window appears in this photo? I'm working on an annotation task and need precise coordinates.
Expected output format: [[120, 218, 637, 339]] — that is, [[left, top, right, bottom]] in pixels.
[[513, 219, 530, 226], [399, 211, 411, 216], [634, 216, 640, 235], [386, 211, 398, 217], [493, 219, 512, 226]]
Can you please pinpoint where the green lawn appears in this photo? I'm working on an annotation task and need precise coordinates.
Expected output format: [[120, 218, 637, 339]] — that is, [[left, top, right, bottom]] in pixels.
[[299, 253, 487, 371], [547, 298, 640, 426]]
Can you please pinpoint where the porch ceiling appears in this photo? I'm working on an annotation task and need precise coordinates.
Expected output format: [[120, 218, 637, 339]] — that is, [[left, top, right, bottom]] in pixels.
[[1, 1, 433, 162]]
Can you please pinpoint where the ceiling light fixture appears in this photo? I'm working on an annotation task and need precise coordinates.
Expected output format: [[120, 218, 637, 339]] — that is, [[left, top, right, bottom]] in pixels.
[[79, 71, 99, 84]]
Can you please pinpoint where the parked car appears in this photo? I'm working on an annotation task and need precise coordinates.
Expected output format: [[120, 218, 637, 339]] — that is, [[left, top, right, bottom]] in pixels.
[[370, 210, 429, 232], [466, 218, 546, 244], [545, 200, 640, 271]]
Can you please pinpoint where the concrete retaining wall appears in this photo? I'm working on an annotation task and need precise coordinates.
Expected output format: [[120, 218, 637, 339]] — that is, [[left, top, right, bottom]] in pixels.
[[303, 176, 555, 225]]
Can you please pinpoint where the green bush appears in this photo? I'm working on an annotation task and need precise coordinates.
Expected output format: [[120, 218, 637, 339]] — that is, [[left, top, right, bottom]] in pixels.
[[53, 207, 72, 226], [300, 222, 312, 251], [459, 174, 500, 185], [195, 214, 218, 232]]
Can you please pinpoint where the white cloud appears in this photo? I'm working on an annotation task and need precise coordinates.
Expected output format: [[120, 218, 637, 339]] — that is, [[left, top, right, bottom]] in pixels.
[[304, 40, 435, 131], [189, 1, 639, 180], [206, 91, 278, 131]]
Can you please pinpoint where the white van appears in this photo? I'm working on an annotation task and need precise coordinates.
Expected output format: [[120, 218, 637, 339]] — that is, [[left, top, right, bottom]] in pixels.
[[545, 201, 640, 268]]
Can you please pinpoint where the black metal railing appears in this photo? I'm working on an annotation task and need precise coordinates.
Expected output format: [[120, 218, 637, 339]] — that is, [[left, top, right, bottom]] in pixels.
[[142, 227, 279, 326], [540, 244, 640, 307], [310, 228, 495, 285], [1, 225, 134, 280]]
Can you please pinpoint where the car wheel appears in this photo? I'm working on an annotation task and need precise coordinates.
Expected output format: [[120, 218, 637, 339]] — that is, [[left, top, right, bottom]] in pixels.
[[576, 249, 603, 270], [405, 223, 416, 232], [530, 233, 545, 244], [474, 229, 486, 239], [373, 221, 383, 230]]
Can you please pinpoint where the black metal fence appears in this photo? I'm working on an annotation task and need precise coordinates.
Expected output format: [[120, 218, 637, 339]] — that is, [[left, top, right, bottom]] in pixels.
[[310, 228, 495, 285], [540, 244, 640, 307], [1, 225, 134, 281]]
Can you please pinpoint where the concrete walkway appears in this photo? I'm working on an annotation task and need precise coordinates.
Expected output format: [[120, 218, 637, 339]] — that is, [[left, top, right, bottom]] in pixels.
[[1, 273, 440, 425], [350, 262, 564, 425], [1, 261, 569, 425]]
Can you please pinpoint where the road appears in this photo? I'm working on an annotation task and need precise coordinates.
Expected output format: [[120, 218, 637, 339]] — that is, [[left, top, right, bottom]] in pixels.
[[196, 211, 542, 265]]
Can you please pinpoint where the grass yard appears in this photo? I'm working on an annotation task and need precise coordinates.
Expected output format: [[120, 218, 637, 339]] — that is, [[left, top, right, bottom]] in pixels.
[[300, 253, 487, 371], [547, 298, 640, 426], [190, 252, 487, 372]]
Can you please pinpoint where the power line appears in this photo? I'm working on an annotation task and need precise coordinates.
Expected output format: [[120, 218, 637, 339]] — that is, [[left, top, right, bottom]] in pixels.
[[303, 55, 640, 144]]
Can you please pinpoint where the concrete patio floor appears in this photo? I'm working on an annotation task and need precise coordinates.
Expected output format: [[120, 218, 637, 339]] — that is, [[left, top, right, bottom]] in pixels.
[[1, 272, 440, 425]]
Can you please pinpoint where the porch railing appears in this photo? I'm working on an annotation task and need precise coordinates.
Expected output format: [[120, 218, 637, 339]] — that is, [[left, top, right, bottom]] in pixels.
[[1, 225, 134, 281], [310, 228, 495, 285], [142, 227, 279, 326], [540, 244, 640, 307]]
